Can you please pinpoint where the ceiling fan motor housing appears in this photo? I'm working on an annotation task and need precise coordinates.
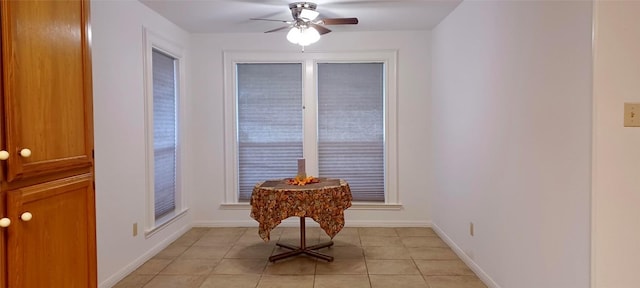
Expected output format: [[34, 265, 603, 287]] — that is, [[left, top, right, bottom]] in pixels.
[[289, 2, 317, 20]]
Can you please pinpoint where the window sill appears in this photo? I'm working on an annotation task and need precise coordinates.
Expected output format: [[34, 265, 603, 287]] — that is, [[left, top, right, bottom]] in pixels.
[[145, 208, 189, 239], [219, 202, 402, 210]]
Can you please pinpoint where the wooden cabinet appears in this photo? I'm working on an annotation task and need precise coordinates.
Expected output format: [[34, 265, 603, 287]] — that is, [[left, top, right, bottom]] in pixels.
[[0, 0, 96, 287]]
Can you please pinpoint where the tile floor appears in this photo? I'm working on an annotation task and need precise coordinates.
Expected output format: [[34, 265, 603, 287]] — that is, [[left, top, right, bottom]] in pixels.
[[114, 227, 487, 288]]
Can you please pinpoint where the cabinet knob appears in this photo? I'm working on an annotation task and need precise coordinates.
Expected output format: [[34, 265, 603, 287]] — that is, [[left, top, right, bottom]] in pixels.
[[20, 148, 31, 158], [0, 150, 8, 160], [20, 212, 32, 222], [0, 218, 10, 228]]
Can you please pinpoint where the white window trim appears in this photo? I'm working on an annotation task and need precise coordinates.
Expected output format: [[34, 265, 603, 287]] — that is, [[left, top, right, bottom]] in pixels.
[[142, 27, 188, 237], [222, 50, 399, 208]]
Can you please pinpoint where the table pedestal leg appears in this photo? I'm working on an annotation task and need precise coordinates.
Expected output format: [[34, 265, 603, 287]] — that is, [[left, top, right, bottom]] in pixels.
[[269, 217, 334, 262]]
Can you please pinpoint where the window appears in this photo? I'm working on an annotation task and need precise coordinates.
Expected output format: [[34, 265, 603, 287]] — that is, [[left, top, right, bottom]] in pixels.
[[317, 63, 385, 201], [152, 49, 178, 219], [224, 51, 398, 206], [236, 63, 303, 201], [144, 28, 186, 234]]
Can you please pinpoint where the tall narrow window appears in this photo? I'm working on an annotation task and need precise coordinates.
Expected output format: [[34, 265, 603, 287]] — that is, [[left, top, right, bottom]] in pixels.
[[152, 49, 177, 219], [236, 63, 303, 201], [317, 63, 385, 201]]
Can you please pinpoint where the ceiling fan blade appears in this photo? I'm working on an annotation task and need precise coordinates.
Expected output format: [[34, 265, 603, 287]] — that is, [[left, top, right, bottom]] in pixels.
[[264, 25, 291, 33], [310, 23, 331, 35], [320, 17, 359, 25], [251, 18, 290, 23]]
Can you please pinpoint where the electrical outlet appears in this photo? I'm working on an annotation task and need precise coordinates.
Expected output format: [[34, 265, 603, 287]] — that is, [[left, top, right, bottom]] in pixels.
[[624, 103, 640, 127], [133, 223, 138, 237], [470, 222, 474, 236]]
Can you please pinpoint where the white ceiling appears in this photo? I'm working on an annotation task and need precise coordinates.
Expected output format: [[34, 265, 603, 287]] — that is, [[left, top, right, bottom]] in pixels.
[[139, 0, 462, 34]]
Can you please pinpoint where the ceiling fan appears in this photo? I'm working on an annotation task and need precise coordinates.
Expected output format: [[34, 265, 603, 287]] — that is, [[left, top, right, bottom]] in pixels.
[[251, 2, 358, 46]]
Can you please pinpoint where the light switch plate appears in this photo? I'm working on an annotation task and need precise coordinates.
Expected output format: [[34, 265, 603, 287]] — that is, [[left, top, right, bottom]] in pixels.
[[624, 103, 640, 127]]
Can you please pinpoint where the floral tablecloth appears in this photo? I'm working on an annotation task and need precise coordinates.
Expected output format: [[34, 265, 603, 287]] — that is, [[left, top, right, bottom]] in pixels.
[[250, 178, 352, 241]]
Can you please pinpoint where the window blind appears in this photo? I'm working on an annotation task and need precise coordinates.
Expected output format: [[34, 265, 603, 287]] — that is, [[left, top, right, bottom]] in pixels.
[[237, 63, 303, 201], [317, 63, 385, 201], [152, 49, 177, 219]]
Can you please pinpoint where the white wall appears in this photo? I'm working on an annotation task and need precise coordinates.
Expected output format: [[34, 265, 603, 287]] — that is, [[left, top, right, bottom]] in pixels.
[[188, 31, 432, 227], [592, 2, 640, 287], [431, 2, 592, 288], [91, 1, 191, 287]]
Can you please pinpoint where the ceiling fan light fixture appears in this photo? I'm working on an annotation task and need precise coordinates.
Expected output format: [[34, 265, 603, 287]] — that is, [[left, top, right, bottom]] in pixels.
[[253, 2, 358, 48], [299, 26, 320, 45], [287, 26, 320, 46], [286, 27, 302, 44]]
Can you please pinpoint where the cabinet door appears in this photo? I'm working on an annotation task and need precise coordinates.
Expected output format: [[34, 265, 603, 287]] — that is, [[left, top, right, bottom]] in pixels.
[[0, 193, 6, 288], [7, 174, 96, 288], [0, 0, 93, 182]]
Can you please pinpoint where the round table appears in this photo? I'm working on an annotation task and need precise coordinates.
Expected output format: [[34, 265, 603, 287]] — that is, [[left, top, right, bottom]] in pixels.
[[250, 178, 352, 262]]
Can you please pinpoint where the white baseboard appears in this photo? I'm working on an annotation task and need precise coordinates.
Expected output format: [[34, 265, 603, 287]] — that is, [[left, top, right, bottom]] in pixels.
[[345, 220, 431, 227], [98, 224, 192, 288], [193, 219, 432, 228], [431, 223, 501, 288]]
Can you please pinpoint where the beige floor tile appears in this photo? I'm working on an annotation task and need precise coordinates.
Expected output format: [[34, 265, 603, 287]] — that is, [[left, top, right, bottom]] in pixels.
[[269, 227, 291, 236], [211, 259, 268, 274], [180, 245, 231, 259], [331, 235, 362, 247], [300, 234, 332, 245], [172, 229, 206, 246], [366, 259, 420, 275], [242, 227, 261, 235], [316, 259, 367, 275], [189, 227, 212, 233], [414, 260, 475, 276], [170, 237, 199, 247], [199, 274, 261, 288], [360, 236, 403, 247], [264, 257, 317, 274], [194, 235, 243, 247], [396, 227, 437, 237], [277, 233, 321, 246], [359, 227, 398, 236], [314, 275, 371, 288], [408, 247, 459, 260], [306, 227, 325, 235], [425, 276, 487, 288], [257, 275, 314, 288], [279, 227, 320, 239], [134, 258, 173, 275], [142, 275, 206, 288], [244, 227, 283, 241], [317, 228, 358, 241], [369, 275, 429, 288], [159, 258, 218, 275], [113, 274, 154, 288], [363, 246, 412, 259], [276, 235, 308, 246], [154, 243, 190, 259], [335, 227, 360, 236], [204, 227, 247, 237], [401, 236, 449, 248], [236, 234, 271, 246], [225, 243, 275, 258], [315, 246, 364, 259]]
